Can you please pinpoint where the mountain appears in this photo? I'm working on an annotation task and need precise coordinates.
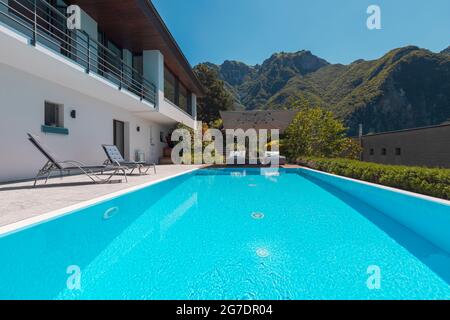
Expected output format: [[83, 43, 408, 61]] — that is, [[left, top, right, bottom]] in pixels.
[[210, 51, 329, 110], [442, 46, 450, 55], [204, 46, 450, 135]]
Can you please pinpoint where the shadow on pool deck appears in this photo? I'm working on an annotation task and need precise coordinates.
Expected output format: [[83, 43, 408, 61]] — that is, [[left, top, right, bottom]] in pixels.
[[302, 173, 450, 285], [0, 165, 202, 228], [0, 180, 123, 191]]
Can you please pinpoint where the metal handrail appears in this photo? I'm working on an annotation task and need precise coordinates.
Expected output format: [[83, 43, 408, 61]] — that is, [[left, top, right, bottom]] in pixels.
[[17, 0, 145, 78], [0, 0, 156, 104]]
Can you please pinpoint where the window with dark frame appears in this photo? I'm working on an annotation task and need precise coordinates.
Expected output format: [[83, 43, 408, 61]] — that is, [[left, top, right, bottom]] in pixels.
[[9, 0, 69, 56], [45, 101, 64, 128], [179, 83, 190, 113], [369, 148, 374, 156], [98, 29, 123, 80], [164, 66, 192, 114], [395, 148, 401, 156], [381, 148, 387, 156], [164, 66, 177, 104]]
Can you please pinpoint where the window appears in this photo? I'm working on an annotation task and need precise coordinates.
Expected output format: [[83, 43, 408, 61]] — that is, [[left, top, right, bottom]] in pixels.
[[107, 41, 122, 72], [178, 83, 188, 112], [164, 66, 192, 115], [395, 148, 401, 156], [133, 54, 143, 74], [381, 148, 387, 156], [369, 148, 374, 156], [9, 0, 62, 34], [45, 102, 64, 127], [180, 83, 192, 114], [164, 66, 177, 104], [160, 131, 165, 143], [98, 30, 123, 81]]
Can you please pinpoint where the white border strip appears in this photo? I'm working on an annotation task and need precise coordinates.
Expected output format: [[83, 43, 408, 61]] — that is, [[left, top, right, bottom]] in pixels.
[[0, 167, 200, 237], [299, 166, 450, 206]]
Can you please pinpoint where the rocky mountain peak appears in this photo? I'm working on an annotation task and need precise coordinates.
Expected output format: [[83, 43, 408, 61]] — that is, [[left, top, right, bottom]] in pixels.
[[200, 46, 450, 134]]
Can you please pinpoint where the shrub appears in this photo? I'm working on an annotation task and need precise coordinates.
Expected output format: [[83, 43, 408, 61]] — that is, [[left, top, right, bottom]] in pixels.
[[297, 157, 450, 200]]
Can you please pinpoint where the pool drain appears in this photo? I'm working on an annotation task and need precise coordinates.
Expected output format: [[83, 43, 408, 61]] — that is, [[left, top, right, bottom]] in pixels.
[[251, 212, 264, 220], [256, 248, 270, 258], [103, 207, 119, 220]]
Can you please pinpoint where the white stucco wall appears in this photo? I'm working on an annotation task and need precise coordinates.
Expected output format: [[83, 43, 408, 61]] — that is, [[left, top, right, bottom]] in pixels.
[[0, 63, 170, 182], [143, 50, 164, 107], [143, 50, 197, 127]]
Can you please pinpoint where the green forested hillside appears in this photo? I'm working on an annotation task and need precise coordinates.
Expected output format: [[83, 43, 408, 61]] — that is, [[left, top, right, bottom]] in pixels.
[[204, 46, 450, 135]]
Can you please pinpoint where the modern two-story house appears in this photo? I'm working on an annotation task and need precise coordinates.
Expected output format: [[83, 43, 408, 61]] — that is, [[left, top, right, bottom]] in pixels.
[[0, 0, 203, 182]]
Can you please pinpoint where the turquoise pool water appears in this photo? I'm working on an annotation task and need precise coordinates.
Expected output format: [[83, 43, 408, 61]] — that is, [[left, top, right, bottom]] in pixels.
[[1, 168, 449, 299]]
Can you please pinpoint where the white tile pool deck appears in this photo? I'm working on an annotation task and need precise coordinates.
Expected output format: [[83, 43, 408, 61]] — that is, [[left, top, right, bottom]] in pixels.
[[0, 165, 202, 228]]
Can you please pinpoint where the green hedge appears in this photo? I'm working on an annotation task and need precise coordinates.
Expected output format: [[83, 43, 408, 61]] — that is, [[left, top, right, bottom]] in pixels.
[[297, 157, 450, 200]]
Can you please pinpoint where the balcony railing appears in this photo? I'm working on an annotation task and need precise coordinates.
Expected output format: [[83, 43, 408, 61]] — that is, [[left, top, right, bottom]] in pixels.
[[0, 0, 156, 105]]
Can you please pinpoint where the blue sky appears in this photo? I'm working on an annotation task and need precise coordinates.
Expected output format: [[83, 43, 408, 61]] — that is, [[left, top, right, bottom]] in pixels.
[[152, 0, 450, 66]]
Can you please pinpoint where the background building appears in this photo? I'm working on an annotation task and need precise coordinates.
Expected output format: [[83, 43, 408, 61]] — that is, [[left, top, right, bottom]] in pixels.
[[361, 122, 450, 168]]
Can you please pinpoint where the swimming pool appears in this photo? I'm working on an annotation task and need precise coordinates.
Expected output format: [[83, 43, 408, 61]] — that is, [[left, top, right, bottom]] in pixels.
[[1, 168, 449, 299]]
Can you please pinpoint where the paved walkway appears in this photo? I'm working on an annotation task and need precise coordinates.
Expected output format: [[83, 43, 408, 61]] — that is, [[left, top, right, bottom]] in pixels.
[[0, 165, 201, 227]]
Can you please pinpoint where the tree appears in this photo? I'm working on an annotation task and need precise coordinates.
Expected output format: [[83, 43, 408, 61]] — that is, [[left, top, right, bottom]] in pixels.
[[284, 103, 361, 160], [193, 64, 234, 124]]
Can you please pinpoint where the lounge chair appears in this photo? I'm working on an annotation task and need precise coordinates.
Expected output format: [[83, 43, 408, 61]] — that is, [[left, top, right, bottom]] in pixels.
[[226, 150, 246, 165], [27, 133, 127, 186], [260, 151, 286, 166], [102, 145, 156, 175]]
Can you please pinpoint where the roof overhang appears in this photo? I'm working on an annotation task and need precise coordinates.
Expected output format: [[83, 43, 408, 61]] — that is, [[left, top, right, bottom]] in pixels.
[[67, 0, 204, 95], [220, 110, 298, 133]]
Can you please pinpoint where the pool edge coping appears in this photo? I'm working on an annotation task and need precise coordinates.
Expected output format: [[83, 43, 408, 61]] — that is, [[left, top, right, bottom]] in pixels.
[[299, 166, 450, 206], [0, 167, 201, 237]]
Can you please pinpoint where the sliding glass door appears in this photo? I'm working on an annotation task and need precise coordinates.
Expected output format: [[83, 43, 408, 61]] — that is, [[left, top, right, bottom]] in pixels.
[[113, 120, 125, 158]]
